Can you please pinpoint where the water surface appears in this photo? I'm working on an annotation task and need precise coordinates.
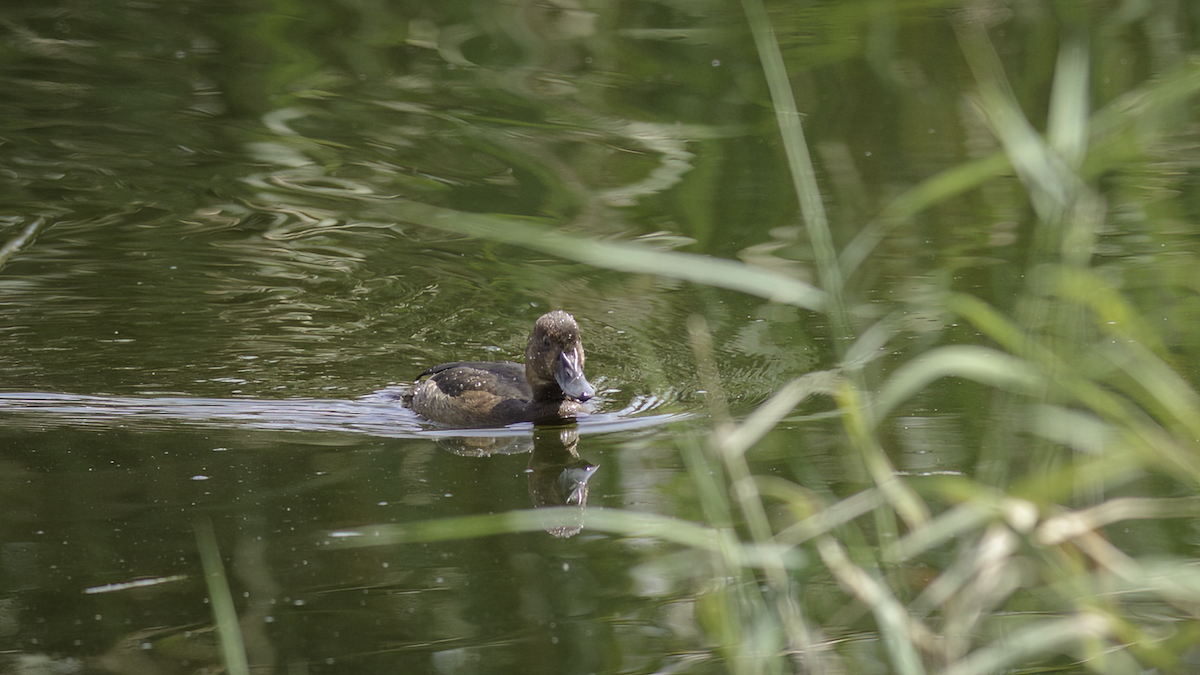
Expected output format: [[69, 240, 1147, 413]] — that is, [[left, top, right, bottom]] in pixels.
[[2, 0, 1199, 673]]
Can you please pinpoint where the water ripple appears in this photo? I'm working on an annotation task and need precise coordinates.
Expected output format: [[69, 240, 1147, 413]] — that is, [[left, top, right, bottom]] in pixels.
[[0, 392, 689, 440]]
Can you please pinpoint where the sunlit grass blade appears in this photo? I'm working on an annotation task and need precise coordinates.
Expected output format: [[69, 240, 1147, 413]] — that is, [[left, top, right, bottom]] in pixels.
[[950, 294, 1182, 466], [887, 493, 1035, 564], [332, 508, 804, 568], [740, 0, 847, 342], [952, 284, 1200, 483], [839, 153, 1009, 279], [1047, 31, 1090, 169], [393, 200, 827, 312], [1094, 556, 1200, 605], [818, 538, 930, 675], [773, 487, 884, 547], [689, 313, 829, 668], [1027, 403, 1113, 454], [840, 313, 904, 372], [946, 293, 1053, 361], [871, 345, 1043, 426], [1044, 267, 1200, 436], [907, 522, 1025, 625], [1099, 340, 1200, 439], [956, 20, 1080, 224], [679, 430, 736, 530], [193, 518, 250, 675], [1087, 55, 1200, 156], [838, 381, 930, 535], [1039, 497, 1200, 546], [1048, 266, 1170, 357], [717, 369, 841, 458], [944, 524, 1026, 663], [941, 613, 1110, 675]]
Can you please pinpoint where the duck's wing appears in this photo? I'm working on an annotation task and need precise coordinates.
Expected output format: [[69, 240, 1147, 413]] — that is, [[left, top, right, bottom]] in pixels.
[[407, 361, 537, 427], [416, 361, 528, 395], [416, 361, 471, 380]]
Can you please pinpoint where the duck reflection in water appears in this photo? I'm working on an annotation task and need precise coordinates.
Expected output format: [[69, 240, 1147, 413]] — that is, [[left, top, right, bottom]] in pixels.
[[416, 425, 598, 537], [402, 425, 598, 537], [528, 426, 597, 538], [404, 310, 596, 428]]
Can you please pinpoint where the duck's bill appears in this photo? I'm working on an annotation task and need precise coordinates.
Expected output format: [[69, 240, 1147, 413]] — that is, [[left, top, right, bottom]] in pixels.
[[555, 349, 596, 401], [559, 462, 599, 505]]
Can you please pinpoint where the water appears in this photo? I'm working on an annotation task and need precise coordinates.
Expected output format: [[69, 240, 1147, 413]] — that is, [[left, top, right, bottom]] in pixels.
[[3, 0, 1199, 673]]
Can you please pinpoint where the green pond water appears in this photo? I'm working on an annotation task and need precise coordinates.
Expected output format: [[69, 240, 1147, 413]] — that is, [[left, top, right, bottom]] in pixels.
[[2, 1, 1200, 673]]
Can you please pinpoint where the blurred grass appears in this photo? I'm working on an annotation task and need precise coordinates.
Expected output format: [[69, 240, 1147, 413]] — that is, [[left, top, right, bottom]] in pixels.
[[371, 5, 1200, 675], [391, 200, 827, 312], [194, 518, 251, 675]]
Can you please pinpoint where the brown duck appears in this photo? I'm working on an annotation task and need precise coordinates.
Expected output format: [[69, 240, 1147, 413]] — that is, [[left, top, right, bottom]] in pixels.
[[404, 311, 596, 428]]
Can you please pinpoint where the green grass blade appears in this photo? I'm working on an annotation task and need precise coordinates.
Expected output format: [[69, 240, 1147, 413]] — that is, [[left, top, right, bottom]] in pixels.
[[872, 345, 1043, 426], [331, 508, 803, 569], [941, 613, 1110, 675], [393, 200, 827, 311], [818, 538, 929, 675], [1047, 31, 1091, 169], [193, 518, 251, 675], [740, 0, 848, 340], [718, 370, 841, 458]]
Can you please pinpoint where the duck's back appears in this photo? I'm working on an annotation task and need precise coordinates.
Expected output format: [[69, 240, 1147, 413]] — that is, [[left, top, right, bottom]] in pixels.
[[407, 361, 534, 427]]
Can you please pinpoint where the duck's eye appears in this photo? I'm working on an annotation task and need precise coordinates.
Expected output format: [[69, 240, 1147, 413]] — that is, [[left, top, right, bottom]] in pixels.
[[542, 335, 552, 348]]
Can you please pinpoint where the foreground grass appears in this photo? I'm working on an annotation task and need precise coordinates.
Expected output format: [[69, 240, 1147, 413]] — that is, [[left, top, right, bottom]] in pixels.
[[674, 7, 1200, 674], [336, 7, 1200, 675]]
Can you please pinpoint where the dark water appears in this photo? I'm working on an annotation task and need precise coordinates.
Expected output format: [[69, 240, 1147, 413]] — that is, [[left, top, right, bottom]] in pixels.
[[2, 0, 1199, 673]]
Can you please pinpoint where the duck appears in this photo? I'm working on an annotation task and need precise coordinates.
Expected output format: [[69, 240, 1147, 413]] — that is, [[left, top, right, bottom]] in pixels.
[[404, 310, 596, 428]]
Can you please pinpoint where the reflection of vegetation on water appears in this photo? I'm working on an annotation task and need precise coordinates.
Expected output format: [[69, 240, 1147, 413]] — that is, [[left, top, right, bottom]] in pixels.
[[4, 0, 1200, 672], [333, 4, 1200, 674]]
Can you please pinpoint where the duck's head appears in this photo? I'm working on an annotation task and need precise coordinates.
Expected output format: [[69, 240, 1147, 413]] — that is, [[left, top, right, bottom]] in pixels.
[[525, 310, 596, 402]]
